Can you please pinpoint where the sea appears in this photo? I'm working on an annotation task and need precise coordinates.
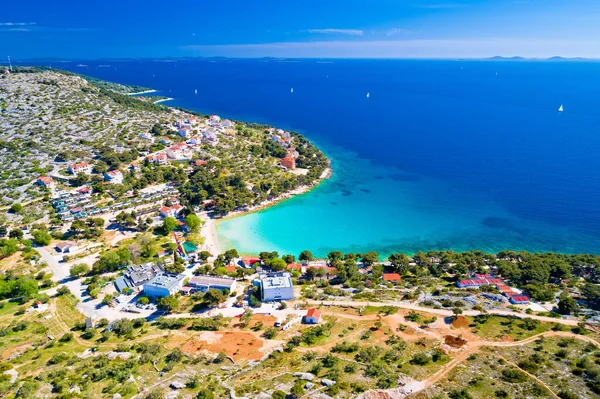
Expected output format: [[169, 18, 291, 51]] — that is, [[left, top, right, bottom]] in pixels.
[[45, 59, 600, 256]]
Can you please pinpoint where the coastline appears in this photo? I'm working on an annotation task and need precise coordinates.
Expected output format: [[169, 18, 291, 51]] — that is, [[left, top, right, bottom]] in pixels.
[[219, 166, 332, 221], [154, 97, 173, 104], [127, 89, 157, 96], [203, 166, 332, 254]]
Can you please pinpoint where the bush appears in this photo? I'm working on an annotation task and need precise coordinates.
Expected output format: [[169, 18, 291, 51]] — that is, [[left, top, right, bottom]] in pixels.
[[501, 368, 528, 383]]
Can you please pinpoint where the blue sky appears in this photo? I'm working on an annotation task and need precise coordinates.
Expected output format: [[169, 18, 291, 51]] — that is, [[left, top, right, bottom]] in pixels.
[[2, 0, 600, 59]]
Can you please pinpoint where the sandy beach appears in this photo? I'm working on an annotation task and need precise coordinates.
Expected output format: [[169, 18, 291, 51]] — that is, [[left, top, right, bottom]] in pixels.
[[154, 97, 173, 104], [200, 212, 221, 256]]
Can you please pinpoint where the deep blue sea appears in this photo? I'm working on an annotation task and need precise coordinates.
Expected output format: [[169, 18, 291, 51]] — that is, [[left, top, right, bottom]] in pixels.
[[46, 59, 600, 256]]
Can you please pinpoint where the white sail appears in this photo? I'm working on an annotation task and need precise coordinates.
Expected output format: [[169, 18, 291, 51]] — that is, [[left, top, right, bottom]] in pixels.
[[195, 89, 198, 94], [366, 92, 370, 98], [290, 88, 294, 93], [558, 104, 564, 112]]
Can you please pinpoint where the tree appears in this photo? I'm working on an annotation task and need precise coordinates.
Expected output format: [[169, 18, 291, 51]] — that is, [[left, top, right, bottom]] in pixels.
[[299, 250, 313, 263], [73, 172, 90, 187], [282, 254, 295, 264], [203, 289, 225, 306], [9, 203, 23, 214], [361, 252, 379, 266], [70, 263, 90, 277], [196, 389, 214, 399], [272, 391, 286, 399], [0, 225, 6, 237], [389, 253, 411, 275], [162, 217, 178, 234], [31, 230, 52, 246], [291, 380, 305, 399], [158, 295, 179, 313], [266, 257, 287, 271], [185, 213, 203, 232], [9, 229, 23, 240], [557, 294, 579, 315], [263, 327, 277, 339], [138, 297, 149, 305]]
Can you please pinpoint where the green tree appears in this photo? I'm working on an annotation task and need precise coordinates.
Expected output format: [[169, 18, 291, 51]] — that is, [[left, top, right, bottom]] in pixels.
[[557, 294, 579, 315], [388, 253, 411, 275], [299, 250, 313, 263], [158, 295, 179, 313], [32, 230, 52, 246], [266, 257, 287, 271], [196, 389, 214, 399], [361, 251, 379, 266], [282, 254, 295, 264], [185, 213, 203, 232], [9, 229, 24, 240], [162, 217, 178, 234], [69, 263, 90, 277], [9, 203, 23, 214]]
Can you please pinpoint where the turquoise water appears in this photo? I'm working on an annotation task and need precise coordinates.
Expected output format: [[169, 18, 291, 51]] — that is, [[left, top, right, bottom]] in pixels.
[[216, 144, 597, 257]]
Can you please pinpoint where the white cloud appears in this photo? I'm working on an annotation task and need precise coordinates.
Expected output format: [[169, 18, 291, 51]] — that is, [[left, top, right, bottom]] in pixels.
[[386, 28, 408, 36], [305, 29, 364, 36], [416, 3, 467, 9]]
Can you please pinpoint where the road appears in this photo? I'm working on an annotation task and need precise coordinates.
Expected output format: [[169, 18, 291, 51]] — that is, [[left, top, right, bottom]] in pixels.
[[303, 299, 582, 326]]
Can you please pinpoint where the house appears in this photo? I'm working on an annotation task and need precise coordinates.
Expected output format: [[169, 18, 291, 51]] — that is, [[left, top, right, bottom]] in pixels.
[[286, 263, 302, 273], [382, 273, 401, 283], [186, 275, 237, 294], [159, 204, 183, 218], [509, 295, 530, 305], [225, 265, 237, 274], [36, 176, 55, 189], [193, 159, 208, 167], [221, 119, 234, 129], [241, 256, 260, 268], [160, 137, 172, 145], [178, 128, 191, 138], [147, 152, 169, 166], [259, 272, 294, 301], [143, 273, 185, 297], [104, 170, 124, 184], [139, 133, 155, 142], [304, 308, 322, 324], [129, 162, 141, 171], [55, 241, 79, 253], [115, 263, 162, 292], [282, 155, 296, 170], [69, 162, 92, 175], [209, 115, 221, 123]]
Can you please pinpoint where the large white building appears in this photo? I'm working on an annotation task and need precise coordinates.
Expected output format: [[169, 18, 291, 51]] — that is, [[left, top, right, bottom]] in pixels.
[[143, 273, 185, 297], [259, 272, 294, 301], [185, 275, 236, 294]]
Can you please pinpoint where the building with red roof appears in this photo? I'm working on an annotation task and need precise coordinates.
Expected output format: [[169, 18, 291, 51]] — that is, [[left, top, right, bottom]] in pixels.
[[304, 308, 322, 324], [36, 176, 55, 188], [281, 155, 296, 169], [382, 273, 401, 282], [509, 295, 530, 305]]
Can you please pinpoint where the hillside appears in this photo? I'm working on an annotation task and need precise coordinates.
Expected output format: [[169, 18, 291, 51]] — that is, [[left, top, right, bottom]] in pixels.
[[0, 68, 329, 223]]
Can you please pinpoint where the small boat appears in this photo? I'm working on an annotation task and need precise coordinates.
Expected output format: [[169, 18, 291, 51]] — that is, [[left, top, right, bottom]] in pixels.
[[558, 104, 564, 112], [195, 89, 198, 94], [290, 88, 294, 93], [366, 92, 370, 98]]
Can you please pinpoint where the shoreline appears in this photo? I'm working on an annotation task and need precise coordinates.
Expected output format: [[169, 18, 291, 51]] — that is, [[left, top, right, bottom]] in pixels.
[[127, 89, 157, 96], [202, 166, 332, 254], [154, 97, 173, 104], [219, 166, 332, 221]]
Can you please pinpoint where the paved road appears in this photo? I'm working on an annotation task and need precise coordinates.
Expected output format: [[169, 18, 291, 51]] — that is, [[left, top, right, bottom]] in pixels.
[[37, 246, 69, 282], [303, 299, 582, 326]]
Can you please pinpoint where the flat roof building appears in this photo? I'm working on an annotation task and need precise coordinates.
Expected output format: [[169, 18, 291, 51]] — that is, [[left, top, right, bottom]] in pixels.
[[186, 275, 236, 294], [143, 273, 185, 298], [260, 272, 294, 301]]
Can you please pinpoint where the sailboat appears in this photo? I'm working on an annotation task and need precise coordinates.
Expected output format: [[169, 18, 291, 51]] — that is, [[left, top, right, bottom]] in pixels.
[[195, 89, 198, 94], [366, 92, 370, 98], [558, 104, 564, 112], [290, 88, 294, 93]]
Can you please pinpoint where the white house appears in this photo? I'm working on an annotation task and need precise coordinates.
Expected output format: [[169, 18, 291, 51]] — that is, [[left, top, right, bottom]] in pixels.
[[139, 133, 155, 143], [69, 162, 92, 175], [103, 170, 124, 184], [55, 241, 79, 253], [36, 176, 55, 189], [260, 272, 294, 301], [185, 276, 237, 294], [304, 308, 322, 324], [159, 204, 183, 218], [143, 273, 185, 297], [178, 128, 191, 138]]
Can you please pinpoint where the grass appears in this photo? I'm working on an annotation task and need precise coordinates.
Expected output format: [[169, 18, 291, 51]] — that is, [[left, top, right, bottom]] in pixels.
[[467, 315, 551, 341]]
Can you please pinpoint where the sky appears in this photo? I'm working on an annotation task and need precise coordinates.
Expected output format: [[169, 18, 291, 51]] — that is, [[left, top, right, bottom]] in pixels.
[[2, 0, 600, 59]]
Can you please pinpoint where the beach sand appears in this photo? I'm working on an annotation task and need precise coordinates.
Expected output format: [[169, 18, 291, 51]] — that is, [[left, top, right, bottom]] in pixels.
[[200, 212, 221, 256]]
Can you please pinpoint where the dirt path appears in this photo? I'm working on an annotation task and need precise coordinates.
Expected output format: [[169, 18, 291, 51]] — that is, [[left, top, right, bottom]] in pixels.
[[491, 353, 560, 398]]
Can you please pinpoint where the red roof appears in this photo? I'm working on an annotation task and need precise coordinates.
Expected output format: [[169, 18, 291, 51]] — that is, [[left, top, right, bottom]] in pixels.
[[510, 295, 530, 303], [306, 308, 321, 319], [383, 273, 401, 281], [471, 279, 487, 285], [225, 265, 237, 273], [486, 278, 503, 284], [287, 263, 302, 271]]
